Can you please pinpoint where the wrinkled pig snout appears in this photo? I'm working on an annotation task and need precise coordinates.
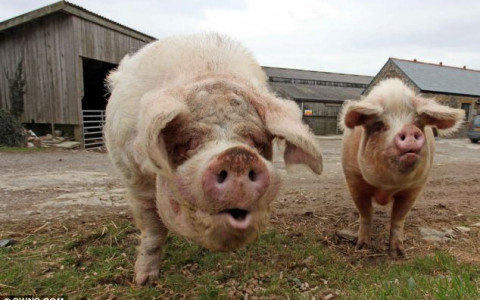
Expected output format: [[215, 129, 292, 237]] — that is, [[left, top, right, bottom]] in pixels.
[[395, 126, 425, 154], [202, 146, 270, 209]]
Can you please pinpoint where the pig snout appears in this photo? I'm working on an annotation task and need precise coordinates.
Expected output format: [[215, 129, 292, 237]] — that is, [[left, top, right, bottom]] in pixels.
[[202, 146, 270, 222], [394, 125, 425, 169], [395, 125, 425, 154]]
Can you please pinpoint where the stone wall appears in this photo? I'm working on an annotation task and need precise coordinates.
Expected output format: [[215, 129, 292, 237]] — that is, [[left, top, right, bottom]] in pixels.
[[421, 93, 478, 137], [364, 61, 421, 95]]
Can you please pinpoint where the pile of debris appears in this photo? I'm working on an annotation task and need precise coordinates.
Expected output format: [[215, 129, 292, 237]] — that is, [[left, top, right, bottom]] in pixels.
[[27, 130, 81, 149]]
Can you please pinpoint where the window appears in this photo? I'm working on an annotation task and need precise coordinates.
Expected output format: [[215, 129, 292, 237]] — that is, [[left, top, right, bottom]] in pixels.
[[267, 76, 369, 88], [473, 115, 480, 126]]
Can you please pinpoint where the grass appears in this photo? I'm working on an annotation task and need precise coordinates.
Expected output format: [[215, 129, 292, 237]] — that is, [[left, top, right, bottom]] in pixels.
[[0, 219, 479, 299]]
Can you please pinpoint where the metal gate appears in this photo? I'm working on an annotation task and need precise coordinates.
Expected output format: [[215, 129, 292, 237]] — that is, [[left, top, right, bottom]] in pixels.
[[82, 110, 106, 149]]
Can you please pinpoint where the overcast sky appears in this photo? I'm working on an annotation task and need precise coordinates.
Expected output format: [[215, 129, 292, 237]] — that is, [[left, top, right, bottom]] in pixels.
[[1, 0, 479, 76]]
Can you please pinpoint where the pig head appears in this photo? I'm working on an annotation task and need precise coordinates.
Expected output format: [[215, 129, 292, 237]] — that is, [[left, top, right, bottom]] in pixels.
[[104, 33, 322, 285], [340, 78, 464, 257]]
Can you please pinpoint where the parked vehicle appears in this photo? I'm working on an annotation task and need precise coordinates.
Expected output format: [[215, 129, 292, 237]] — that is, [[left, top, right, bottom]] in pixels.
[[467, 115, 480, 143]]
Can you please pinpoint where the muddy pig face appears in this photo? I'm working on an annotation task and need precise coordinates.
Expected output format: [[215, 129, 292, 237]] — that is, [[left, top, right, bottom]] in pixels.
[[138, 77, 323, 251], [341, 79, 464, 186]]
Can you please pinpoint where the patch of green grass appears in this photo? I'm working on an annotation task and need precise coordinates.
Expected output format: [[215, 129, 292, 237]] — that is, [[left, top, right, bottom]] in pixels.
[[342, 252, 480, 299], [1, 220, 479, 299]]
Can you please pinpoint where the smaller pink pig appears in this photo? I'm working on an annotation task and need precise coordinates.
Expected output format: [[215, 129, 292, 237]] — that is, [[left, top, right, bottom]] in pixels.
[[340, 78, 464, 257]]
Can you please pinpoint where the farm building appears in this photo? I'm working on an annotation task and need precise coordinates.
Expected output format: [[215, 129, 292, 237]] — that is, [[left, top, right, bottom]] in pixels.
[[365, 58, 480, 132], [0, 1, 154, 148], [263, 67, 373, 135], [1, 1, 374, 148]]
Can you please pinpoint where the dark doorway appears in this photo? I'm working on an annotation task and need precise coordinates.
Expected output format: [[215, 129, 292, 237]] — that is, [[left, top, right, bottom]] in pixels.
[[81, 58, 116, 149], [82, 57, 116, 110], [461, 103, 471, 121]]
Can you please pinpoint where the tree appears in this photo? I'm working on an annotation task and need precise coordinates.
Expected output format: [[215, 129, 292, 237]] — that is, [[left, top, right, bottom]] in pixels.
[[7, 60, 26, 119]]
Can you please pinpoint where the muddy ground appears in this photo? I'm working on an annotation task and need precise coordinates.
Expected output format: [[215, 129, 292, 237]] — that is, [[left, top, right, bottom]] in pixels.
[[1, 137, 479, 262]]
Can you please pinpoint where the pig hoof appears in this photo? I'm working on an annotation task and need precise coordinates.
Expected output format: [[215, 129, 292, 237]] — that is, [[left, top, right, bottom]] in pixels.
[[355, 239, 371, 250], [134, 270, 159, 286], [389, 247, 407, 259], [389, 241, 407, 258]]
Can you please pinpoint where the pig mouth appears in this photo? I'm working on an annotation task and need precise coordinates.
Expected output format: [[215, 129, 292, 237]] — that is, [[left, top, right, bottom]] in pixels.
[[398, 151, 420, 169], [219, 208, 252, 230]]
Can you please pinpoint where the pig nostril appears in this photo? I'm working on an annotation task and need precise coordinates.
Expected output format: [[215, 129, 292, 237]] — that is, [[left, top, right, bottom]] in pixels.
[[217, 170, 228, 184], [248, 170, 257, 182], [400, 134, 406, 141]]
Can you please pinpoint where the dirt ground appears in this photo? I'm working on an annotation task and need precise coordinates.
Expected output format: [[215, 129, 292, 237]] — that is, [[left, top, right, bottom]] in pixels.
[[1, 137, 479, 262]]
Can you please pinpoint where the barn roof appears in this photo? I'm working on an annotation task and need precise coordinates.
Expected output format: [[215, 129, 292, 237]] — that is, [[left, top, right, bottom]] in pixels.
[[391, 58, 480, 97], [0, 1, 155, 42], [263, 66, 373, 85], [263, 67, 372, 102], [268, 82, 366, 102]]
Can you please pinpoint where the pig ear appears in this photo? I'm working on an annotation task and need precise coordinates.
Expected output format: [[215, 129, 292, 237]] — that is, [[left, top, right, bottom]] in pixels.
[[136, 90, 189, 176], [416, 97, 465, 136], [257, 96, 323, 174], [340, 100, 383, 129]]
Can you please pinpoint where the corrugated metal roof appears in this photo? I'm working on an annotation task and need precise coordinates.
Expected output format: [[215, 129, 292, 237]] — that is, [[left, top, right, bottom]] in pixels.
[[263, 66, 373, 84], [269, 82, 365, 102], [392, 58, 480, 97]]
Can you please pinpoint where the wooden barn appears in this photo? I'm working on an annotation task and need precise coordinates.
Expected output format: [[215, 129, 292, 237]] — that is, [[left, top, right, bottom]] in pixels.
[[365, 58, 480, 133], [263, 67, 373, 135], [0, 1, 155, 148]]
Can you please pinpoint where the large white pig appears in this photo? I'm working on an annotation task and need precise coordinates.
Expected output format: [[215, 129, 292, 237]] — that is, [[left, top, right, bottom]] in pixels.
[[340, 78, 464, 257], [104, 33, 322, 285]]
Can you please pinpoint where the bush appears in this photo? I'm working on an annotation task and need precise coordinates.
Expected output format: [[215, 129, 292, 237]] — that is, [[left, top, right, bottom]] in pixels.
[[0, 109, 27, 146]]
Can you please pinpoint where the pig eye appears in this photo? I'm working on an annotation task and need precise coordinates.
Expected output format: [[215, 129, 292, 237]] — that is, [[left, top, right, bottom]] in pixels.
[[244, 136, 265, 155], [173, 143, 189, 163], [368, 121, 386, 134], [254, 142, 267, 155], [172, 138, 200, 165], [415, 118, 426, 129]]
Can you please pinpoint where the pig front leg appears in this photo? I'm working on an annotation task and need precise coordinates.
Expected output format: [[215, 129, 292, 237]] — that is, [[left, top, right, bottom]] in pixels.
[[389, 187, 422, 258], [354, 194, 373, 250], [346, 175, 374, 250], [128, 191, 168, 286]]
